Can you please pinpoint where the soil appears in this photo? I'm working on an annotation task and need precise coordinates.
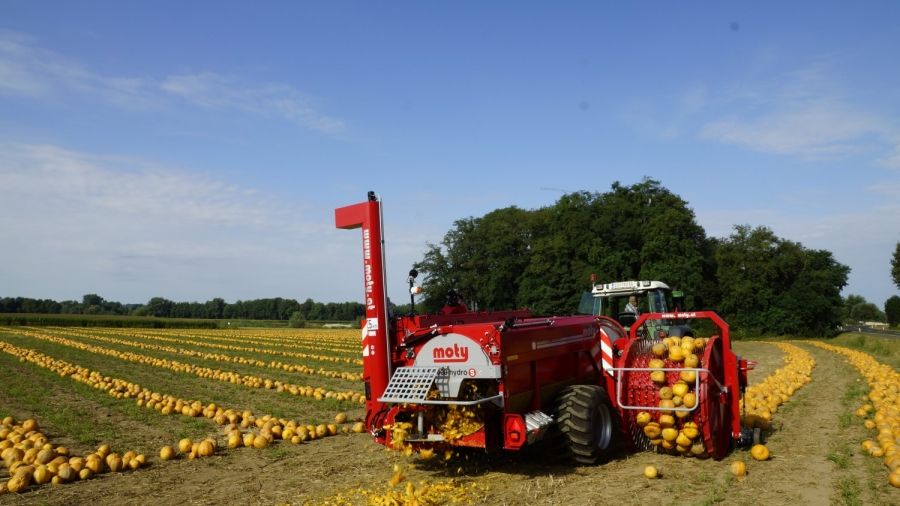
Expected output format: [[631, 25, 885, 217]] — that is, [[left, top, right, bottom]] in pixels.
[[2, 341, 897, 506]]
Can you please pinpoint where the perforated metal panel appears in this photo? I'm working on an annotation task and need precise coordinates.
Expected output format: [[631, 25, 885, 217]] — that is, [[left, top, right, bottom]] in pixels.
[[378, 367, 440, 403]]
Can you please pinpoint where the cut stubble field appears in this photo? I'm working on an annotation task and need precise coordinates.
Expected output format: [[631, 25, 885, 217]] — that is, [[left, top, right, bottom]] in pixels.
[[1, 327, 898, 505]]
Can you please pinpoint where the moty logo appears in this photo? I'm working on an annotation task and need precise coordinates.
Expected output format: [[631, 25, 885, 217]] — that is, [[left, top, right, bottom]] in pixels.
[[432, 343, 469, 363]]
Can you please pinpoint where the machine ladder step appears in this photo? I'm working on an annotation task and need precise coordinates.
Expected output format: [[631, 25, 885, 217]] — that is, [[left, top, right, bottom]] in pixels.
[[379, 366, 440, 404]]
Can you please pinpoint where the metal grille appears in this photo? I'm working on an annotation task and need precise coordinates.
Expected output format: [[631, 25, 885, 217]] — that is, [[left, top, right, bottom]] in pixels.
[[379, 367, 440, 403]]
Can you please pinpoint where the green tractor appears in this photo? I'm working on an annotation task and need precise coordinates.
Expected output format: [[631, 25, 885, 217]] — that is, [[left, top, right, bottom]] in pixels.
[[577, 280, 694, 338]]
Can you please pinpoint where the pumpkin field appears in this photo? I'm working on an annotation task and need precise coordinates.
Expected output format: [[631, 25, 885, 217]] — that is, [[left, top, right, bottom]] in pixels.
[[1, 326, 898, 505]]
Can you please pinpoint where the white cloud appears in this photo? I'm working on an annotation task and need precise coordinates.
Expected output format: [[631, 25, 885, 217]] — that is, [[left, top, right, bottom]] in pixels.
[[0, 144, 276, 228], [877, 143, 900, 169], [0, 30, 344, 134], [0, 143, 361, 302], [0, 30, 157, 108], [620, 100, 681, 140], [680, 84, 709, 114], [0, 58, 47, 96], [0, 31, 75, 96], [160, 73, 345, 134], [699, 100, 887, 160], [697, 63, 899, 163], [866, 180, 900, 197], [622, 60, 900, 167], [0, 142, 443, 304]]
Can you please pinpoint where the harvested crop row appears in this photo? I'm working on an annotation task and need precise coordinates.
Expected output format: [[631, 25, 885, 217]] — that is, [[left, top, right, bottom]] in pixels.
[[113, 327, 361, 354], [61, 327, 363, 365], [740, 342, 815, 431], [0, 342, 358, 460], [39, 327, 362, 381], [174, 327, 360, 347], [1, 329, 363, 404], [808, 341, 900, 488], [67, 326, 361, 357]]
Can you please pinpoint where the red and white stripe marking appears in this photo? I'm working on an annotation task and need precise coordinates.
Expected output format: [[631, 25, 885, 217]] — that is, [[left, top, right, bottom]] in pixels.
[[592, 328, 615, 376]]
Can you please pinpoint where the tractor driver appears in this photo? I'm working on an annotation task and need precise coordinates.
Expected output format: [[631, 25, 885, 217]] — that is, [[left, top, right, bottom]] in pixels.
[[624, 295, 640, 316]]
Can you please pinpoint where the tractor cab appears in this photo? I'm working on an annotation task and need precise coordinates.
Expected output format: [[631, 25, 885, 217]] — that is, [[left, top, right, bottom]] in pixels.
[[577, 280, 691, 337]]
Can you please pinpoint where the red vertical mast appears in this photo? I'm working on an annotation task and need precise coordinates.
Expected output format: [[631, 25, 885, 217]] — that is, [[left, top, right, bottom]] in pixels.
[[334, 192, 390, 430]]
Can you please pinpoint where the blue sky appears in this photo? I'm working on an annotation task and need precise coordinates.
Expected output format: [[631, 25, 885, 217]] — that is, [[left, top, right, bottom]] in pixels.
[[1, 1, 898, 308]]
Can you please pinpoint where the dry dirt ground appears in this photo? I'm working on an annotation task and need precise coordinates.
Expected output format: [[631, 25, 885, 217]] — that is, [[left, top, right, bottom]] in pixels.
[[2, 341, 897, 506]]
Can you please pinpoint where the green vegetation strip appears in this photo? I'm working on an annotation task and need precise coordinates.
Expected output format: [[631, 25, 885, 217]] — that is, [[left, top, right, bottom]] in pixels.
[[0, 313, 217, 328]]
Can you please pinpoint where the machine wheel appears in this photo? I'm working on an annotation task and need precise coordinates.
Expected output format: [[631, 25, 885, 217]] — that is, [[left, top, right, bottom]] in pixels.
[[553, 385, 614, 465], [752, 427, 764, 445]]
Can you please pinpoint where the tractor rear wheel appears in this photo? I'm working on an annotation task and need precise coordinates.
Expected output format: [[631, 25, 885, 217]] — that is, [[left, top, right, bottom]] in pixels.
[[553, 384, 614, 465]]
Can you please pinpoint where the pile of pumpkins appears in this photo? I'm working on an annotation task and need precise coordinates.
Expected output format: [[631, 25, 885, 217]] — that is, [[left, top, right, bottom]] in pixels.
[[635, 335, 710, 457], [1, 417, 144, 494]]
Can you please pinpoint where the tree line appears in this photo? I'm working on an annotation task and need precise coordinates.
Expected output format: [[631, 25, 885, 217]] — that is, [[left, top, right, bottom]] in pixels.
[[0, 294, 365, 323], [413, 179, 899, 337]]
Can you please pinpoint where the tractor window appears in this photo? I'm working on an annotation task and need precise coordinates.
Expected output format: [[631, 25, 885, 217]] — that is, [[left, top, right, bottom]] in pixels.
[[648, 290, 668, 313], [611, 295, 636, 327], [615, 295, 642, 314], [577, 292, 599, 315]]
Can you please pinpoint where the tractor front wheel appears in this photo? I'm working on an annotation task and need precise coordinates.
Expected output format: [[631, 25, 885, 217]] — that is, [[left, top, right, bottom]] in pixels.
[[553, 385, 614, 465]]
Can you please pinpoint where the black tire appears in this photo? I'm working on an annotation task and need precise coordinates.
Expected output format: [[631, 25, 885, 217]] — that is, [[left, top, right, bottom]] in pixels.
[[553, 385, 615, 465]]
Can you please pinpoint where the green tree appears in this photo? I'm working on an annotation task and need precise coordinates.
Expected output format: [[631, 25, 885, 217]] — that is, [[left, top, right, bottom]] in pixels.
[[714, 225, 848, 336], [715, 226, 780, 333], [520, 182, 712, 314], [850, 302, 886, 322], [517, 194, 599, 315], [60, 300, 82, 314], [82, 294, 104, 314], [773, 248, 850, 335], [415, 180, 712, 315], [82, 294, 104, 307], [145, 297, 174, 317], [885, 296, 900, 326], [892, 242, 900, 289], [288, 311, 306, 328], [416, 206, 535, 312], [305, 302, 324, 320], [843, 294, 866, 321], [205, 298, 226, 319]]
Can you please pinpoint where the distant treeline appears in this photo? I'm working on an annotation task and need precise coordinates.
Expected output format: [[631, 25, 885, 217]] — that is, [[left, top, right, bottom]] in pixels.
[[0, 294, 364, 322], [0, 313, 219, 328]]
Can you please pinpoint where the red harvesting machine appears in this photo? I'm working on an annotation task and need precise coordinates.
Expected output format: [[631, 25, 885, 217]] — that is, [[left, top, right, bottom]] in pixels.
[[336, 193, 755, 463]]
